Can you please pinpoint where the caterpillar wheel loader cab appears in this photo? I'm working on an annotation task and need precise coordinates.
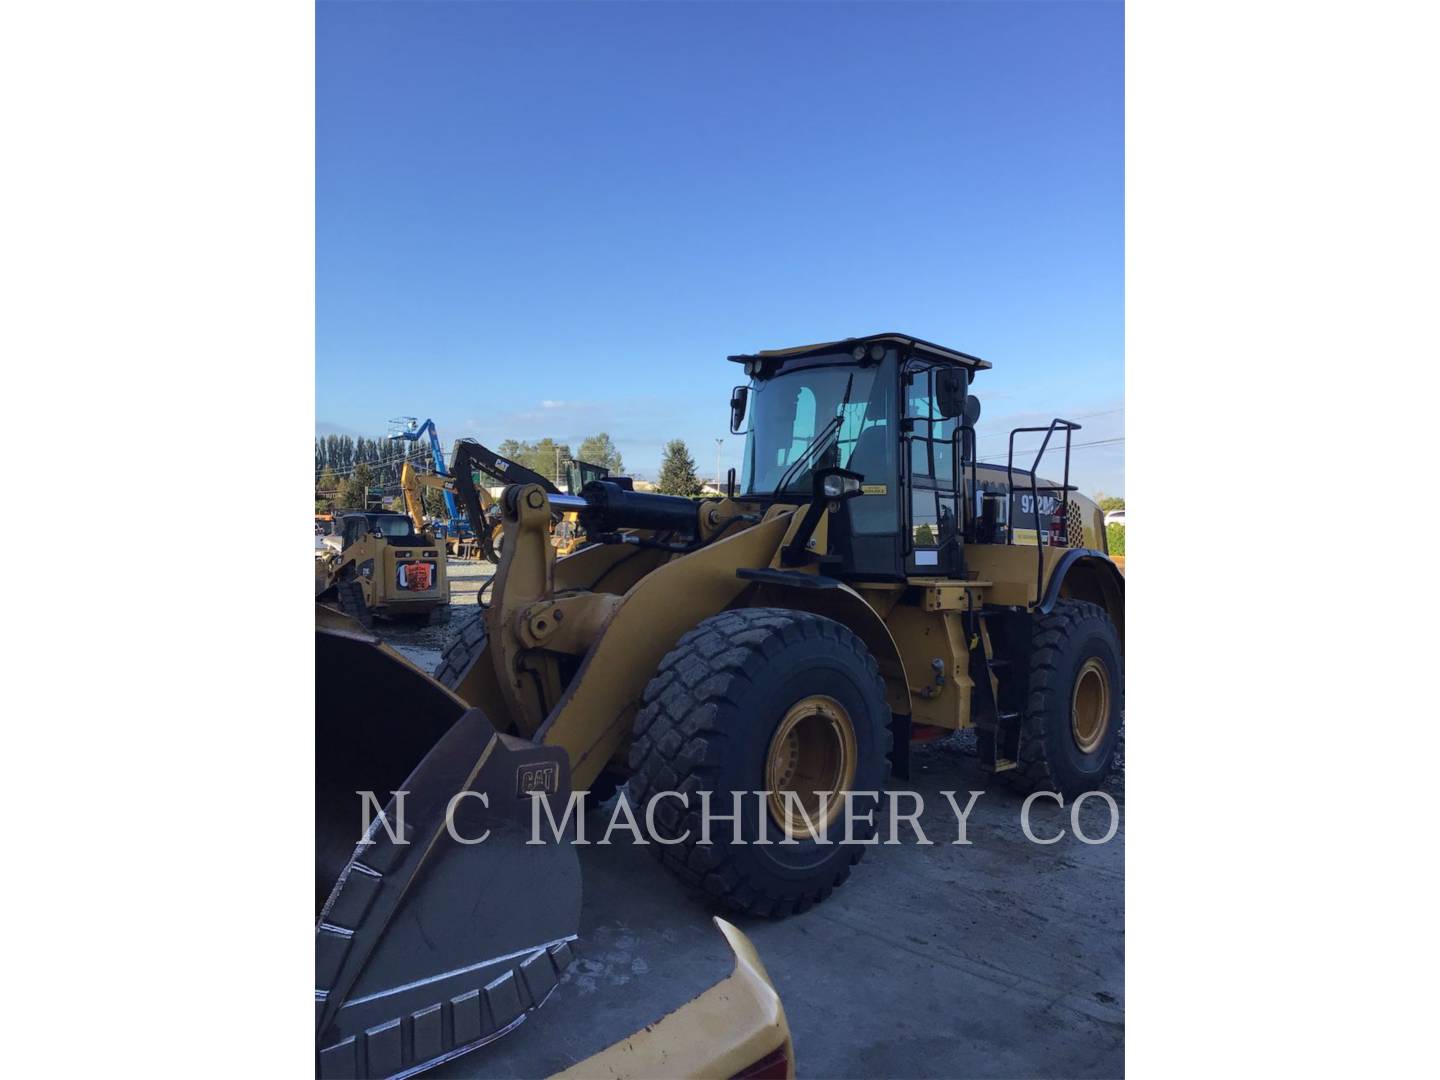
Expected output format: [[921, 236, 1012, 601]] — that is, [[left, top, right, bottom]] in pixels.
[[554, 456, 611, 556], [315, 509, 449, 627], [421, 332, 1124, 918]]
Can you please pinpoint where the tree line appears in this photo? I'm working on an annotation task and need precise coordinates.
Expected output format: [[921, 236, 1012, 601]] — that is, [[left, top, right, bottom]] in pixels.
[[495, 433, 625, 482], [315, 434, 433, 512]]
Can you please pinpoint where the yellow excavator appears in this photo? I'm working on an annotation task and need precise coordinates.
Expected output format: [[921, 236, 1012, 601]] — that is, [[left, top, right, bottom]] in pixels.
[[398, 460, 500, 561]]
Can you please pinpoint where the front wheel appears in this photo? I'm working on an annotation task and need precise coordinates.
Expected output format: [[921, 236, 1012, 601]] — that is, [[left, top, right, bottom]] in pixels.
[[627, 608, 892, 917]]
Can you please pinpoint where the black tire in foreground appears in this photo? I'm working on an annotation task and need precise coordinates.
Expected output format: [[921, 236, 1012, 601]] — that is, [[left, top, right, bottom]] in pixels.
[[433, 610, 487, 690], [1008, 599, 1123, 798], [627, 607, 892, 917]]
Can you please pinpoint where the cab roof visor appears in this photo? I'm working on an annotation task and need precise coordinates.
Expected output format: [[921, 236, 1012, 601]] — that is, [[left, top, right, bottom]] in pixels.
[[728, 332, 991, 373]]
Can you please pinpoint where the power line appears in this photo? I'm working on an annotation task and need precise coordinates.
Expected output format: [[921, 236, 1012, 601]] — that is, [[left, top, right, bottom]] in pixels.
[[316, 444, 432, 478]]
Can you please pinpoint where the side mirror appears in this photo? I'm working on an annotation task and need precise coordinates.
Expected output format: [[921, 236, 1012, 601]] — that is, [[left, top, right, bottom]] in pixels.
[[963, 394, 982, 428], [936, 368, 967, 419], [729, 386, 749, 434]]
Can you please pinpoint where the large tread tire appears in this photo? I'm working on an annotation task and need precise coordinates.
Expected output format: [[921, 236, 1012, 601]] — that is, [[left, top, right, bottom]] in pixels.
[[434, 610, 487, 690], [627, 608, 891, 917], [1008, 599, 1123, 798], [337, 579, 373, 629]]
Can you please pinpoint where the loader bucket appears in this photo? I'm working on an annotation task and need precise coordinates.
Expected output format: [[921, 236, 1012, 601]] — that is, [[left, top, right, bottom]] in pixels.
[[315, 620, 581, 1079]]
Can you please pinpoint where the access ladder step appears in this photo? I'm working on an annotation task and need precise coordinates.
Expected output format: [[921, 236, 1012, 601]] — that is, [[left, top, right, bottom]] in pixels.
[[984, 712, 1022, 773]]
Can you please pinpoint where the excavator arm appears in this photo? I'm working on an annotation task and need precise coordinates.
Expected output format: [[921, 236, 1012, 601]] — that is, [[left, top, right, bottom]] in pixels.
[[448, 439, 563, 562], [399, 460, 467, 537]]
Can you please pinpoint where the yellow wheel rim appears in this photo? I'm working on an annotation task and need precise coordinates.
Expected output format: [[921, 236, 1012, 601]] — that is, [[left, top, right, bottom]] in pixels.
[[765, 694, 857, 839], [1071, 658, 1111, 754]]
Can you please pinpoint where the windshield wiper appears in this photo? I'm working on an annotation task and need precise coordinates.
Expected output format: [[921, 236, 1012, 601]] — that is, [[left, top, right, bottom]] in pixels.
[[770, 373, 853, 497]]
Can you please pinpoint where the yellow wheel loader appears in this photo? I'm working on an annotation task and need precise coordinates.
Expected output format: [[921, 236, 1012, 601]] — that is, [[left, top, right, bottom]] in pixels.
[[314, 331, 1120, 1075], [426, 332, 1123, 915], [314, 509, 450, 627]]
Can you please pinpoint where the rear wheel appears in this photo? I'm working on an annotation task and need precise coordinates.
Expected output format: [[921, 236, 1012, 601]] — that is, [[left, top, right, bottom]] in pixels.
[[1007, 599, 1123, 797], [627, 608, 891, 917]]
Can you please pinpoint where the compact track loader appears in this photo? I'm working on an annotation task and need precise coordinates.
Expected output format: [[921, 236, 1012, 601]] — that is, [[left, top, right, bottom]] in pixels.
[[314, 509, 450, 627]]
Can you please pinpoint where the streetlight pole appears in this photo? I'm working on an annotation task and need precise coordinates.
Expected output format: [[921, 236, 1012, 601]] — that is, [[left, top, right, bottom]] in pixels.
[[714, 437, 724, 493]]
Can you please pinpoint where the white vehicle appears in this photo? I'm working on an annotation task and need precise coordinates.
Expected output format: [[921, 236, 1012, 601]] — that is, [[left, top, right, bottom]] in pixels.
[[1104, 508, 1126, 527]]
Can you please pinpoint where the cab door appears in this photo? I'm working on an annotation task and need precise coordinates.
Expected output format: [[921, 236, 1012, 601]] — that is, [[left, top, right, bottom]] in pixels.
[[902, 363, 962, 577]]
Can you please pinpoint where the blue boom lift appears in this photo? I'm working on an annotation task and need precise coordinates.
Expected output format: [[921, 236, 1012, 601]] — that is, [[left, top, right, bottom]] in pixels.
[[388, 417, 463, 525]]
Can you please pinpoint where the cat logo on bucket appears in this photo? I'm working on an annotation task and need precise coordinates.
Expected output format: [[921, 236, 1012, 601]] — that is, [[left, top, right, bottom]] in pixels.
[[516, 761, 560, 797], [396, 562, 435, 590]]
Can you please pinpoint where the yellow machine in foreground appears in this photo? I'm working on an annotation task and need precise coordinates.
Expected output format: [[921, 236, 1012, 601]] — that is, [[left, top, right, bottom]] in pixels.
[[314, 509, 449, 626], [426, 332, 1124, 915], [553, 917, 793, 1080], [315, 332, 1120, 1076], [315, 611, 792, 1079]]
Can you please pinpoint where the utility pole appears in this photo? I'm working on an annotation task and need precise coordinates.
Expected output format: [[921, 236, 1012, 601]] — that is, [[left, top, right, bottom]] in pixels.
[[714, 438, 724, 493]]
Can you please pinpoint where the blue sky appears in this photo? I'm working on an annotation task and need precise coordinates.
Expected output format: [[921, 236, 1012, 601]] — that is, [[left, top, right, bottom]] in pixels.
[[318, 0, 1123, 496]]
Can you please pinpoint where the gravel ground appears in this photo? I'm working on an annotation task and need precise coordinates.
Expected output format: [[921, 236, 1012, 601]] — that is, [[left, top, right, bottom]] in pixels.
[[370, 558, 494, 674], [436, 733, 1125, 1079]]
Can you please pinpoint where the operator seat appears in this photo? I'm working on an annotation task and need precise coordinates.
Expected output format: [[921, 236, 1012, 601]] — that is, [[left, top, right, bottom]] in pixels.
[[845, 423, 890, 484]]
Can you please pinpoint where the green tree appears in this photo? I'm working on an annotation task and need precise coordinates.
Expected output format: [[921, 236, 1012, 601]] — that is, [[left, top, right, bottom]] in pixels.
[[316, 466, 340, 512], [1093, 491, 1125, 512], [495, 438, 573, 483], [1106, 522, 1126, 556], [657, 439, 702, 497], [533, 438, 573, 484], [497, 438, 529, 461], [342, 462, 373, 509], [421, 484, 448, 519], [577, 432, 625, 474]]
